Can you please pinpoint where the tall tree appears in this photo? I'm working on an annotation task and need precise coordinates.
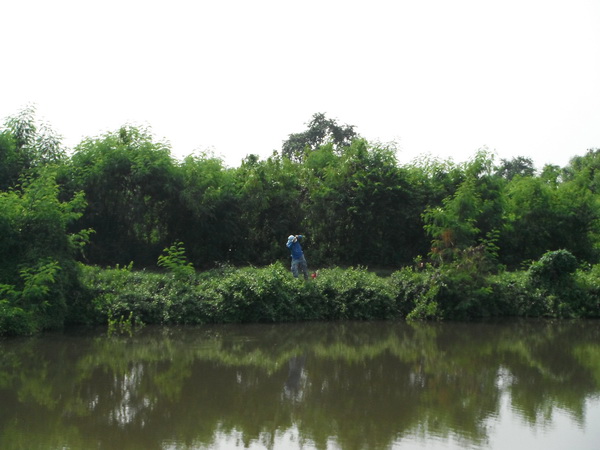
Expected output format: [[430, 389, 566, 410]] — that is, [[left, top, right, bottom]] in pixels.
[[0, 131, 19, 191], [423, 151, 504, 264], [1, 106, 66, 190], [281, 113, 358, 162], [303, 140, 423, 266], [495, 156, 535, 180], [234, 153, 304, 265], [174, 153, 241, 268], [562, 148, 600, 193], [499, 156, 600, 266], [65, 126, 179, 266], [500, 176, 560, 266], [0, 168, 88, 333]]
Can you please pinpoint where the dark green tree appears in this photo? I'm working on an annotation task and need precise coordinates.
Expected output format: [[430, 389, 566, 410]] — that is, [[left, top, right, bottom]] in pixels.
[[281, 113, 358, 162], [562, 148, 600, 193], [495, 156, 535, 180], [0, 169, 89, 334], [173, 153, 241, 268], [234, 153, 304, 265], [539, 164, 562, 186], [303, 140, 423, 266], [498, 165, 600, 268], [1, 106, 66, 190], [406, 155, 466, 206], [423, 151, 504, 265], [64, 126, 180, 266], [499, 176, 553, 266], [0, 131, 19, 191]]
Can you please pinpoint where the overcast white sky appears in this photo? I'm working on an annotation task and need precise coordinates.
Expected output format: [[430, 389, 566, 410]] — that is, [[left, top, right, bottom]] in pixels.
[[2, 0, 599, 169]]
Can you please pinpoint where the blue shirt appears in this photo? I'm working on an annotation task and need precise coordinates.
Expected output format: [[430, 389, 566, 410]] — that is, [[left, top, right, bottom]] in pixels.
[[286, 236, 305, 260]]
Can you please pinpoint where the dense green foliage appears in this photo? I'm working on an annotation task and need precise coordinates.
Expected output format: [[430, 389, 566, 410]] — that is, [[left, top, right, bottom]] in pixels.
[[0, 109, 88, 334], [75, 258, 599, 328], [0, 170, 90, 335], [1, 108, 600, 334]]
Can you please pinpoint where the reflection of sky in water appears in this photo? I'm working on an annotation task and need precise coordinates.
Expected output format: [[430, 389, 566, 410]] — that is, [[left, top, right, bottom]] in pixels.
[[107, 363, 154, 428], [157, 397, 600, 450], [160, 425, 323, 450], [395, 388, 600, 450], [174, 368, 600, 450], [482, 396, 600, 450]]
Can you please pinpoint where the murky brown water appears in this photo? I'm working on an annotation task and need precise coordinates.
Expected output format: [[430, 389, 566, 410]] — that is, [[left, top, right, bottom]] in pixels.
[[1, 320, 599, 449]]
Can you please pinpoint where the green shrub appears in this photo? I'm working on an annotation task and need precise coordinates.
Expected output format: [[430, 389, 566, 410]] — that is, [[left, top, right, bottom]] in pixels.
[[0, 301, 36, 335], [389, 267, 425, 317], [0, 169, 89, 335], [527, 250, 588, 317], [82, 263, 402, 327], [208, 264, 288, 323], [390, 267, 441, 320], [429, 267, 495, 320], [528, 249, 578, 288], [314, 267, 398, 320], [83, 265, 179, 326], [157, 241, 195, 280], [392, 259, 498, 321], [75, 258, 600, 331], [488, 270, 543, 316], [572, 266, 600, 318]]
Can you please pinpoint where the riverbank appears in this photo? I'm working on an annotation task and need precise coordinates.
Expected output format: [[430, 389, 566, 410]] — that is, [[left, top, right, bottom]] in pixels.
[[2, 249, 599, 337], [78, 255, 600, 331]]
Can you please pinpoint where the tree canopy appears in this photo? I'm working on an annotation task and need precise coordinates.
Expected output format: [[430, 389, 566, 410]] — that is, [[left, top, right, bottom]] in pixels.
[[281, 113, 358, 162]]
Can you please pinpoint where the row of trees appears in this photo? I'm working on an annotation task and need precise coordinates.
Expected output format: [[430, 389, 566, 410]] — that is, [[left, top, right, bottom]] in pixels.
[[2, 107, 600, 332], [2, 108, 600, 274]]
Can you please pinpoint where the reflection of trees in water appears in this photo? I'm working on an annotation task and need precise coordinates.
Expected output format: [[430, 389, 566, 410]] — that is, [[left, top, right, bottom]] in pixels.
[[0, 321, 598, 449], [283, 355, 307, 402], [107, 363, 153, 427]]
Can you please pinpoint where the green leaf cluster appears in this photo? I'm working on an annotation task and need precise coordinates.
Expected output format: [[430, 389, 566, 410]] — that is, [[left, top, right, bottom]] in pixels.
[[157, 241, 194, 279]]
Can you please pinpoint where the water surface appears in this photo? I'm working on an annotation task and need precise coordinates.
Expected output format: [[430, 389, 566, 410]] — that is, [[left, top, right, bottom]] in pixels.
[[1, 320, 599, 449]]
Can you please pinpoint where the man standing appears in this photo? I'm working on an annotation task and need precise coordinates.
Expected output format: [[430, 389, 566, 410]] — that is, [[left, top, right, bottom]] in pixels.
[[286, 234, 309, 280]]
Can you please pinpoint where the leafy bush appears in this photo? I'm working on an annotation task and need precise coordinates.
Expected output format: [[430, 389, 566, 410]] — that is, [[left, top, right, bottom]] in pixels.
[[0, 301, 35, 336], [389, 267, 440, 320], [12, 253, 600, 336], [391, 245, 503, 320], [82, 263, 402, 327], [0, 170, 89, 333], [528, 249, 578, 288], [527, 250, 588, 317], [488, 270, 543, 316], [314, 267, 398, 320], [405, 267, 494, 321], [82, 265, 184, 326], [157, 241, 195, 279], [205, 263, 295, 323], [571, 266, 600, 318]]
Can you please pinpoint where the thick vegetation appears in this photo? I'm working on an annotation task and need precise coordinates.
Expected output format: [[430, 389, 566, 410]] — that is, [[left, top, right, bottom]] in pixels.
[[1, 108, 600, 334]]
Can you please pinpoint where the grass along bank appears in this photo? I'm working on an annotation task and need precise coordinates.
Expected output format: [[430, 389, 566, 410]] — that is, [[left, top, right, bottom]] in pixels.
[[3, 249, 599, 336], [78, 249, 600, 331]]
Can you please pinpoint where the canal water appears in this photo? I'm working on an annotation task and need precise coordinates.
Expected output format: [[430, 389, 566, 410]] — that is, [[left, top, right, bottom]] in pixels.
[[0, 320, 599, 449]]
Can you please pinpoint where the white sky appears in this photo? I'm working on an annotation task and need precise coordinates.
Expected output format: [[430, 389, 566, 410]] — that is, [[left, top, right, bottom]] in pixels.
[[2, 0, 599, 169]]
